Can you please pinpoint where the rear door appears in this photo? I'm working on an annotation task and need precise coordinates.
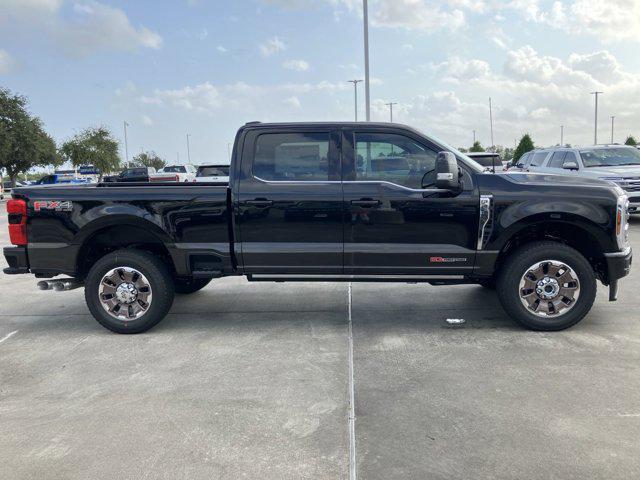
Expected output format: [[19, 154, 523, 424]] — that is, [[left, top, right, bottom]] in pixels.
[[237, 127, 344, 274], [341, 127, 478, 275]]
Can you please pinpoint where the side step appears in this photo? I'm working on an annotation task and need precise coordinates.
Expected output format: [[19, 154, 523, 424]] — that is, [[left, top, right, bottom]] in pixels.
[[247, 274, 472, 285]]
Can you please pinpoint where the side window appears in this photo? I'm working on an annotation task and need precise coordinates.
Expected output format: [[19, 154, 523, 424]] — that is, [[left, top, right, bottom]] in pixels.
[[518, 152, 530, 166], [254, 132, 332, 181], [530, 152, 548, 167], [548, 152, 567, 168], [563, 152, 578, 167], [354, 133, 438, 188]]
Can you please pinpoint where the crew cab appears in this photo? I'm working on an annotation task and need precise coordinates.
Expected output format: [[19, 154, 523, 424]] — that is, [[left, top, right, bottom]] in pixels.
[[150, 164, 197, 182], [3, 122, 633, 334]]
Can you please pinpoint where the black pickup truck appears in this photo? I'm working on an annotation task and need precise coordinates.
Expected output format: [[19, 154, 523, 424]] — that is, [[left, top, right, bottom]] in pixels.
[[3, 122, 633, 333]]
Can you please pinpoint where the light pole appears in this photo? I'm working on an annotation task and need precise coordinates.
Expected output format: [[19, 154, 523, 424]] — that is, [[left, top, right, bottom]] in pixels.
[[363, 0, 371, 121], [186, 134, 191, 164], [123, 121, 130, 164], [611, 116, 615, 144], [385, 102, 397, 122], [348, 79, 363, 121], [489, 98, 494, 151], [227, 142, 231, 162], [473, 130, 476, 145], [591, 91, 603, 145], [560, 125, 564, 146]]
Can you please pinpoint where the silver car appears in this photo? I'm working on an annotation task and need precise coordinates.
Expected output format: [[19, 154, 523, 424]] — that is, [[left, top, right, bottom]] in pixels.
[[514, 145, 640, 212]]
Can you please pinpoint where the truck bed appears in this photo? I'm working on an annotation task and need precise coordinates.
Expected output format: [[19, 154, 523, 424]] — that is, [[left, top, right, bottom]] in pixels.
[[11, 183, 233, 278]]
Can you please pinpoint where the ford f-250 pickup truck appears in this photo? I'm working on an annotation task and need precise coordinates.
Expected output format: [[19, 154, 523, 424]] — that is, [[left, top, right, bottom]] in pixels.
[[3, 122, 633, 333]]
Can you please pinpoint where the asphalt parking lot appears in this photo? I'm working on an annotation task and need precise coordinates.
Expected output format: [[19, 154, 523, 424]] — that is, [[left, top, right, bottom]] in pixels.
[[1, 201, 640, 480]]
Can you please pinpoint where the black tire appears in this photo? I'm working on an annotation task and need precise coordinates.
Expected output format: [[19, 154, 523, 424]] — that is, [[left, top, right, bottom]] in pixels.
[[85, 249, 175, 334], [174, 278, 211, 294], [496, 241, 597, 331]]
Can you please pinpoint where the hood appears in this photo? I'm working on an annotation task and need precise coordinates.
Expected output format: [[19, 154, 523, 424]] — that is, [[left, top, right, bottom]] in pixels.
[[578, 165, 640, 178], [500, 171, 623, 193]]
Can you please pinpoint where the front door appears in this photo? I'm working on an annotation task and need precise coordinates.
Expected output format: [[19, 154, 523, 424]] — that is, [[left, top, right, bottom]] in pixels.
[[342, 128, 478, 275], [237, 128, 344, 274]]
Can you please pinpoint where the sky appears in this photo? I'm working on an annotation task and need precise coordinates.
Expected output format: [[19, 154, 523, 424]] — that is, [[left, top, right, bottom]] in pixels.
[[2, 0, 640, 165]]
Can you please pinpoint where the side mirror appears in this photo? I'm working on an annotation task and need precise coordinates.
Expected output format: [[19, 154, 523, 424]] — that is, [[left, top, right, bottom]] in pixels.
[[562, 161, 579, 171], [435, 151, 461, 191]]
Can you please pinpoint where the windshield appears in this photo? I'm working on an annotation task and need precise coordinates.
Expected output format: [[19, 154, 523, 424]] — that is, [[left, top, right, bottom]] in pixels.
[[197, 166, 229, 177], [579, 147, 640, 167], [162, 166, 186, 173]]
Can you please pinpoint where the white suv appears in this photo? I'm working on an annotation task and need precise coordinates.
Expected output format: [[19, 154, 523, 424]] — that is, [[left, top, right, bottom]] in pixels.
[[513, 145, 640, 212]]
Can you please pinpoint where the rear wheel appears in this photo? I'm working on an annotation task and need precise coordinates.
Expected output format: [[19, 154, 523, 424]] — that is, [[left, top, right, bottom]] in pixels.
[[497, 241, 596, 331], [174, 278, 211, 294], [85, 249, 174, 334]]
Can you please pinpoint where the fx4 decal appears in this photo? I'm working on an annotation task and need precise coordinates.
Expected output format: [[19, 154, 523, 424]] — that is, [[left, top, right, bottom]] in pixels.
[[33, 201, 73, 212]]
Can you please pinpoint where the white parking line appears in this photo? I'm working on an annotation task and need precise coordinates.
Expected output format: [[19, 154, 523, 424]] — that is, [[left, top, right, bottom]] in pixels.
[[0, 330, 18, 344], [347, 282, 357, 480]]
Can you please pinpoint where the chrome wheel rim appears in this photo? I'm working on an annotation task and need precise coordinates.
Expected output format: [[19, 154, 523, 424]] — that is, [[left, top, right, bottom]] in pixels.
[[98, 267, 153, 320], [519, 260, 580, 318]]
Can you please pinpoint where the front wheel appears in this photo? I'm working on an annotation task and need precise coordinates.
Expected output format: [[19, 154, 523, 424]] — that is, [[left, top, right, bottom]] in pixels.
[[497, 241, 596, 331], [85, 249, 175, 334]]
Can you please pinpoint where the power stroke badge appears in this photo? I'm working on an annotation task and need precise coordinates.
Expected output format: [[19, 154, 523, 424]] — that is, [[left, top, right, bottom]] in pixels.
[[429, 256, 467, 263]]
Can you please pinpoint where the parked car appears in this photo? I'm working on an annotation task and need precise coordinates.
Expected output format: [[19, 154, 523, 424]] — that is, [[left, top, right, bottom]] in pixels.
[[0, 178, 4, 200], [466, 152, 503, 172], [150, 165, 197, 182], [33, 174, 92, 185], [195, 164, 230, 183], [103, 167, 156, 183], [510, 145, 640, 213], [3, 122, 632, 334], [2, 180, 25, 195]]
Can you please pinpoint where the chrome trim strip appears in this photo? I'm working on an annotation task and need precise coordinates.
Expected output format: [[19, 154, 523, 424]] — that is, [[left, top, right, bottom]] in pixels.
[[477, 194, 493, 250], [250, 274, 466, 280], [252, 175, 447, 194], [604, 247, 632, 257]]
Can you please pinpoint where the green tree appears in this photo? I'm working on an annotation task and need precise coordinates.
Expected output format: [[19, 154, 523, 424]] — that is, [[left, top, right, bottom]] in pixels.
[[0, 88, 60, 186], [469, 141, 485, 152], [513, 134, 535, 163], [625, 136, 637, 146], [129, 151, 166, 171], [60, 127, 120, 179]]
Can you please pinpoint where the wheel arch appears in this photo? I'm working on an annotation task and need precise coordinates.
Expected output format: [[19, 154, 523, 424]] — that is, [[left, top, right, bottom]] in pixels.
[[488, 215, 612, 283], [74, 217, 177, 279]]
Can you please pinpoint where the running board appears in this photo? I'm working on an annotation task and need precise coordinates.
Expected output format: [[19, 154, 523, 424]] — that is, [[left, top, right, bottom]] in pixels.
[[247, 274, 471, 285]]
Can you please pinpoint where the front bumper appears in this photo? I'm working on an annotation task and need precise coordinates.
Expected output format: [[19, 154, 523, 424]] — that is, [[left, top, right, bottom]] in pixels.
[[3, 246, 29, 275], [627, 192, 640, 212], [604, 247, 633, 301]]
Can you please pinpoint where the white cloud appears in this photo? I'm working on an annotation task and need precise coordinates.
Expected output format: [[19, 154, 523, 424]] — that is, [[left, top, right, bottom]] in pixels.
[[259, 36, 286, 57], [130, 80, 349, 115], [431, 57, 491, 83], [372, 0, 466, 31], [282, 59, 310, 71], [216, 45, 227, 53], [2, 0, 162, 57], [0, 50, 17, 74], [505, 0, 640, 43], [284, 96, 302, 108], [141, 114, 153, 126]]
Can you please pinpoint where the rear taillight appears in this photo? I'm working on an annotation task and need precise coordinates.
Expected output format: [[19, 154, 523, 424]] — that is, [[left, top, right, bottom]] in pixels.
[[7, 199, 28, 246]]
